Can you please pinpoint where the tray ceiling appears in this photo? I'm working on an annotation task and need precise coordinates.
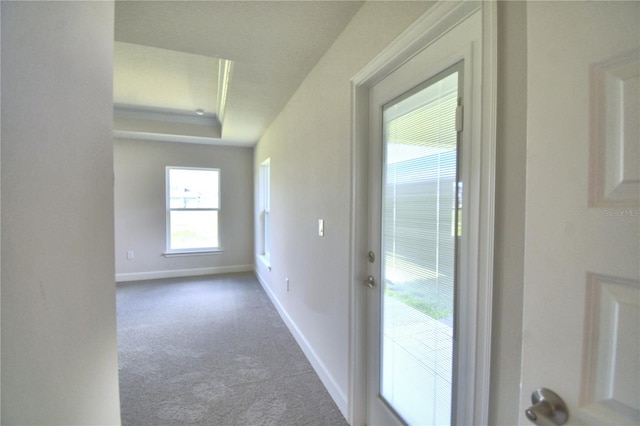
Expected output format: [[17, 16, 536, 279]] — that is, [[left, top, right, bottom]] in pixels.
[[113, 0, 364, 146]]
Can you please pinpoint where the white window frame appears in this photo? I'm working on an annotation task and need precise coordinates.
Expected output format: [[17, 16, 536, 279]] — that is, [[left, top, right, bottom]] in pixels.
[[259, 159, 271, 264], [165, 166, 221, 255]]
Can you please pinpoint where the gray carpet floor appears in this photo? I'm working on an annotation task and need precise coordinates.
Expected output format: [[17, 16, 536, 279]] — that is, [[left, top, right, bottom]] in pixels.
[[117, 272, 348, 426]]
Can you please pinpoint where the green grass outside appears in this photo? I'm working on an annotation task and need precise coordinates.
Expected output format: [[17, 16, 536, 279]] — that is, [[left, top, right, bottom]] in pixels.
[[385, 284, 452, 320]]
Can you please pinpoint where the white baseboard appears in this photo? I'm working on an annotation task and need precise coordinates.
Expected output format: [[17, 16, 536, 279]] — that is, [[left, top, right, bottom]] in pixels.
[[254, 268, 348, 419], [115, 264, 253, 282]]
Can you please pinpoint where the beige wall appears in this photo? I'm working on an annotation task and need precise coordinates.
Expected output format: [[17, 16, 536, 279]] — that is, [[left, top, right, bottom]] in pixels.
[[1, 1, 121, 424], [114, 139, 254, 281]]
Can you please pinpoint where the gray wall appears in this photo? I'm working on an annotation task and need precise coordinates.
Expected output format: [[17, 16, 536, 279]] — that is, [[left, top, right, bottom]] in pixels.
[[114, 139, 254, 281], [0, 1, 530, 424], [254, 1, 528, 424], [1, 1, 121, 424], [253, 0, 435, 416], [490, 2, 527, 424]]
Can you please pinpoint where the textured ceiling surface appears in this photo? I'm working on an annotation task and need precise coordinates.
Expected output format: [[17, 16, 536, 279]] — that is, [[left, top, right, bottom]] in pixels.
[[114, 42, 221, 112], [114, 0, 364, 146]]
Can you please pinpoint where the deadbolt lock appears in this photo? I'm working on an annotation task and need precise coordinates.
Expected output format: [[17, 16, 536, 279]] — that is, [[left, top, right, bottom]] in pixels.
[[367, 251, 375, 263]]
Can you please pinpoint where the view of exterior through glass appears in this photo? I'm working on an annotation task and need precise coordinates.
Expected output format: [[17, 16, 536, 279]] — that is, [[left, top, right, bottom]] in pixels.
[[168, 168, 220, 250], [381, 70, 459, 425]]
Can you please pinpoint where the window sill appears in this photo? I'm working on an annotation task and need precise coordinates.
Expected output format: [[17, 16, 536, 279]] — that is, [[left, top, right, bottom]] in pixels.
[[163, 249, 223, 258], [258, 254, 271, 271]]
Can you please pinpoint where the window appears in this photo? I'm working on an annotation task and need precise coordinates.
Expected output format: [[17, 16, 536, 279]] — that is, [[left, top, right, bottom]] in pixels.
[[166, 167, 220, 253], [259, 159, 271, 260]]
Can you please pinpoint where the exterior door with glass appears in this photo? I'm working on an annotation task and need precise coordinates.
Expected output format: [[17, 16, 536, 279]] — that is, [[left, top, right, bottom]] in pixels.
[[365, 8, 483, 425], [372, 63, 461, 426]]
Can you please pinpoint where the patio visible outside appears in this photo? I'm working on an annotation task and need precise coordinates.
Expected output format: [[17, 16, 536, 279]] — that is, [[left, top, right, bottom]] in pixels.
[[382, 292, 453, 425]]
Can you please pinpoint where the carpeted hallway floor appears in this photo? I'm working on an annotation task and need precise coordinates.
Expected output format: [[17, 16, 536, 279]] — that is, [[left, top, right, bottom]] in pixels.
[[117, 272, 348, 426]]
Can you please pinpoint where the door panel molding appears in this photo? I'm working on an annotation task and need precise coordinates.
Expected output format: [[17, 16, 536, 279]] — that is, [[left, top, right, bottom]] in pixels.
[[349, 2, 497, 424], [580, 273, 640, 424], [521, 3, 639, 424], [589, 50, 640, 207]]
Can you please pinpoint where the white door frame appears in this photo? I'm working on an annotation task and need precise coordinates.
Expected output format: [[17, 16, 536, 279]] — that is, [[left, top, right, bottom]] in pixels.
[[348, 2, 497, 424]]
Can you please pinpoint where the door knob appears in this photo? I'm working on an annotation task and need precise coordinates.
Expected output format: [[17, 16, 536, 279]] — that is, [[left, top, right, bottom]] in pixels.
[[364, 275, 375, 288], [525, 388, 568, 425]]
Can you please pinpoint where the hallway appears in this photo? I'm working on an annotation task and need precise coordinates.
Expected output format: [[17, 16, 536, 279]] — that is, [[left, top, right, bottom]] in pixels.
[[117, 273, 346, 425]]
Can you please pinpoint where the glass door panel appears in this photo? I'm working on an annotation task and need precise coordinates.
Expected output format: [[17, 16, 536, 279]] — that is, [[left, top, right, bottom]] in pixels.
[[380, 67, 460, 425]]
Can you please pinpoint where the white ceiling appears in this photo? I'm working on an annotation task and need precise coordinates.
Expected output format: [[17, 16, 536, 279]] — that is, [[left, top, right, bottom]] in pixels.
[[114, 0, 364, 146], [114, 42, 222, 113]]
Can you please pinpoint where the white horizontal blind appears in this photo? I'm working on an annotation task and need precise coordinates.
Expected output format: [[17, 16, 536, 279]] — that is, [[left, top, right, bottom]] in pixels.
[[380, 69, 459, 425]]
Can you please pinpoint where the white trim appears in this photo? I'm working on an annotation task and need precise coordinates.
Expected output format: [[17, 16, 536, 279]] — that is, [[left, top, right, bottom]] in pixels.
[[351, 1, 478, 88], [162, 249, 223, 257], [349, 2, 496, 425], [216, 59, 233, 125], [115, 264, 253, 283], [254, 268, 349, 420], [257, 254, 271, 271], [259, 159, 271, 259], [475, 2, 497, 421], [113, 130, 255, 148], [165, 166, 221, 254], [114, 103, 220, 126]]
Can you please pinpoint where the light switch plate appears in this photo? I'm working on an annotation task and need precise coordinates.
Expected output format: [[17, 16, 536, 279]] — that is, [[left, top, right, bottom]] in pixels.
[[318, 219, 324, 237]]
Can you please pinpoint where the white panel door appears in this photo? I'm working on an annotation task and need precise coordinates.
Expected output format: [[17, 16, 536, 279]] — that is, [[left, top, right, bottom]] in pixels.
[[521, 2, 639, 425]]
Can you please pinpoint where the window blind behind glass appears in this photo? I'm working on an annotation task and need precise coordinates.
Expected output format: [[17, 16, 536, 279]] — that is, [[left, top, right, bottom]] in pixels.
[[379, 70, 459, 425], [383, 73, 458, 318]]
